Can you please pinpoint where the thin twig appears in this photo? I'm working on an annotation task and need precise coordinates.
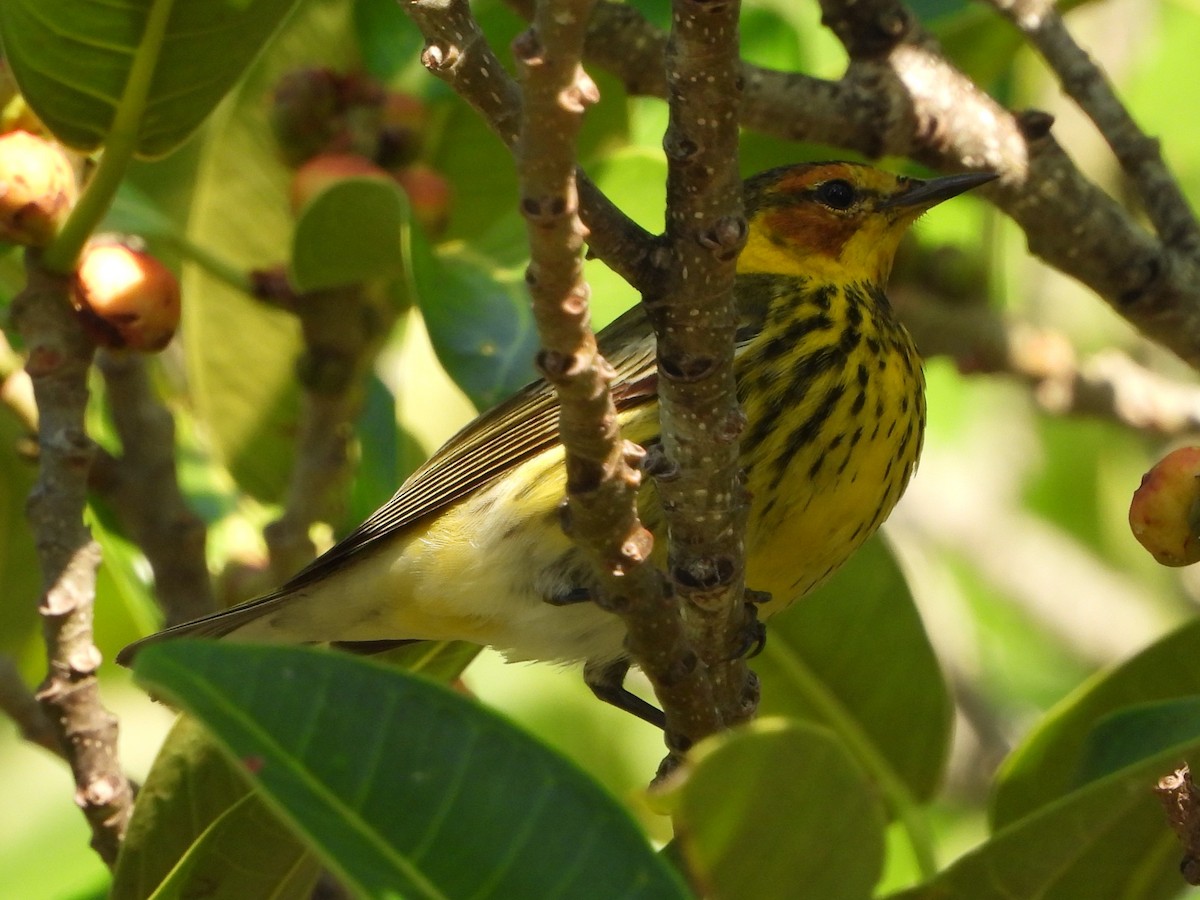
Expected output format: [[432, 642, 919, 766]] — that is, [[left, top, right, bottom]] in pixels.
[[651, 0, 753, 728], [521, 0, 1200, 373], [896, 283, 1200, 437], [400, 0, 662, 293], [986, 0, 1200, 253], [92, 350, 215, 626], [251, 273, 396, 581], [0, 655, 65, 760], [9, 254, 133, 866], [515, 0, 713, 765]]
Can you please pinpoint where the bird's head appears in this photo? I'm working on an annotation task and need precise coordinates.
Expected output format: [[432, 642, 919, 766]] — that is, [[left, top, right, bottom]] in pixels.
[[741, 162, 995, 285]]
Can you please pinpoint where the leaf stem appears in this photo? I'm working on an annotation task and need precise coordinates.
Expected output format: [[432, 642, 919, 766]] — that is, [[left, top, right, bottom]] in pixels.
[[42, 0, 178, 273]]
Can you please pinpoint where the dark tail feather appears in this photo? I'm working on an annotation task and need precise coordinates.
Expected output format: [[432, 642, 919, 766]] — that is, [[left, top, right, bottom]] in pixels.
[[115, 591, 290, 667]]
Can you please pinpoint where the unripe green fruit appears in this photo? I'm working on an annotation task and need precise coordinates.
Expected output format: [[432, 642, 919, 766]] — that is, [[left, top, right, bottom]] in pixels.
[[1129, 446, 1200, 566]]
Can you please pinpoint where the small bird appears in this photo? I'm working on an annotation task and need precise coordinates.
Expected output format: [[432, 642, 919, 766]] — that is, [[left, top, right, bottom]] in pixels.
[[119, 162, 994, 723]]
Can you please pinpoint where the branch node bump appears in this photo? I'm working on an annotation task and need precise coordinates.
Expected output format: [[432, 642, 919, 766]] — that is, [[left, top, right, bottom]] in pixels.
[[1016, 109, 1055, 141], [697, 215, 749, 261]]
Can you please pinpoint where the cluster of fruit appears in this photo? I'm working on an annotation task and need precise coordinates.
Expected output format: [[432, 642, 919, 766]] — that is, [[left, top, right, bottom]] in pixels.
[[270, 68, 451, 237], [0, 129, 180, 352]]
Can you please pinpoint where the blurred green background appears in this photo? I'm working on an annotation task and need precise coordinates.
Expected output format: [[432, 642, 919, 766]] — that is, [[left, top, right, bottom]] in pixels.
[[3, 0, 1200, 896]]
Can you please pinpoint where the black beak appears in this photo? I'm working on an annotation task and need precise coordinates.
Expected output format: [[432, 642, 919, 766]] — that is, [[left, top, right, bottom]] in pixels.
[[881, 170, 998, 210]]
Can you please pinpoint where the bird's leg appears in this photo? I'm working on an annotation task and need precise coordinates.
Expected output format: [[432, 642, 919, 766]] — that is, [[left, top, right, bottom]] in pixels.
[[583, 658, 666, 729], [731, 590, 770, 659]]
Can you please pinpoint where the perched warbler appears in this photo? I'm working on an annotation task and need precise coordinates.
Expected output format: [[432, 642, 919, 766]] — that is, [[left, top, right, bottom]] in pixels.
[[119, 162, 993, 721]]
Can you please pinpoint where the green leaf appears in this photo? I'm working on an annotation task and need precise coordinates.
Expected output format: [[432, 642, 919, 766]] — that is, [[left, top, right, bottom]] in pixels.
[[149, 794, 320, 900], [740, 6, 805, 71], [585, 149, 666, 329], [885, 728, 1200, 900], [0, 409, 39, 666], [290, 176, 408, 292], [756, 535, 953, 802], [133, 642, 692, 900], [353, 0, 433, 84], [992, 618, 1200, 827], [0, 0, 300, 157], [180, 0, 358, 501], [1077, 696, 1200, 786], [666, 721, 887, 900], [409, 224, 538, 410], [114, 717, 317, 900], [961, 621, 1200, 900]]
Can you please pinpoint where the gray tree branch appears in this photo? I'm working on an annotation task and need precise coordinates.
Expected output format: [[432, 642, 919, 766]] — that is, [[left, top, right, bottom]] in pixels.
[[9, 256, 132, 866]]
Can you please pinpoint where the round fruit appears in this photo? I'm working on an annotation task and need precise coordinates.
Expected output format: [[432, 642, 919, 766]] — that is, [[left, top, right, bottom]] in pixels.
[[1129, 446, 1200, 566], [394, 163, 452, 238], [269, 67, 345, 167], [74, 242, 181, 352], [0, 130, 77, 246], [375, 91, 429, 169], [289, 152, 391, 215]]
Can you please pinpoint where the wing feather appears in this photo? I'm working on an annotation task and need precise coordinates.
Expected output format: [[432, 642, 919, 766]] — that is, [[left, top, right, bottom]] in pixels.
[[276, 304, 658, 593]]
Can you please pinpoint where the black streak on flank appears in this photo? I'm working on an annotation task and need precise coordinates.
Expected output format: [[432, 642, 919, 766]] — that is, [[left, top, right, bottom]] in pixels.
[[772, 381, 848, 488], [784, 344, 847, 408], [811, 284, 836, 311], [760, 313, 835, 362]]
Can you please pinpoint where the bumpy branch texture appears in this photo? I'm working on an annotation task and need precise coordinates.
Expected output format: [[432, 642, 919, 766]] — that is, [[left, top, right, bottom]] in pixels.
[[403, 0, 661, 291], [651, 0, 753, 726], [10, 259, 132, 865], [92, 351, 214, 626], [514, 0, 718, 753], [506, 0, 1200, 372]]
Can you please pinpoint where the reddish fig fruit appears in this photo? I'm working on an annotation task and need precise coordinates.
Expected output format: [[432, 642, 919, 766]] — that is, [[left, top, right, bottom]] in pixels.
[[0, 131, 77, 246], [1130, 446, 1200, 566], [394, 163, 452, 238], [376, 91, 429, 169], [269, 67, 346, 166], [74, 242, 181, 352], [289, 152, 391, 214]]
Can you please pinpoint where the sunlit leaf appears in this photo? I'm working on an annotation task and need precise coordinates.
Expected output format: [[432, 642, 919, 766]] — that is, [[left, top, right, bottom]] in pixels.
[[993, 618, 1200, 827], [885, 727, 1200, 900], [756, 535, 953, 802], [0, 0, 299, 156], [665, 721, 887, 900], [290, 176, 407, 292]]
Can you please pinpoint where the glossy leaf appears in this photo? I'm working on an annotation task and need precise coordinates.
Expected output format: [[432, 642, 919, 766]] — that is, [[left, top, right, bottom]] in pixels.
[[133, 642, 692, 900], [1077, 696, 1200, 785], [0, 0, 299, 156], [148, 794, 320, 900], [290, 177, 407, 292], [408, 223, 538, 409], [756, 534, 953, 802], [180, 1, 358, 501], [112, 717, 317, 900], [885, 729, 1200, 900], [992, 618, 1200, 827], [666, 721, 887, 900]]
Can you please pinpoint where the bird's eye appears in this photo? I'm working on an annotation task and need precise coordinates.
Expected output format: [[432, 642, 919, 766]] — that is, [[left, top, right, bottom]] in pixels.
[[815, 179, 856, 210]]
